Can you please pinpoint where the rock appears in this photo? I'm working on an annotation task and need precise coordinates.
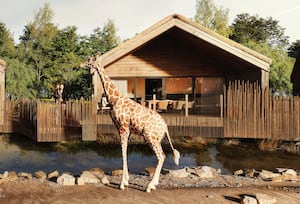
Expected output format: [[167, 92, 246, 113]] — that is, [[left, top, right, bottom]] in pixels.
[[168, 168, 189, 178], [282, 169, 297, 176], [57, 173, 76, 186], [145, 167, 156, 177], [3, 171, 8, 178], [77, 171, 100, 185], [18, 172, 32, 180], [234, 169, 244, 176], [272, 174, 300, 182], [47, 170, 59, 179], [7, 171, 18, 181], [101, 176, 110, 185], [90, 167, 105, 179], [259, 170, 280, 180], [188, 166, 218, 178], [255, 193, 276, 204], [34, 171, 47, 180], [241, 195, 258, 204], [111, 169, 123, 176], [245, 169, 256, 178], [0, 171, 18, 184]]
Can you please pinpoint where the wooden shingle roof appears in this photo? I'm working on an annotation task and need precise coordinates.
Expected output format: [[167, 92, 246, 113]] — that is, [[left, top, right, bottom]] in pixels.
[[100, 14, 271, 72]]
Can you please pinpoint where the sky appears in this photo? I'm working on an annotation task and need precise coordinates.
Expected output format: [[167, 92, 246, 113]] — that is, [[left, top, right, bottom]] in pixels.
[[0, 0, 299, 44]]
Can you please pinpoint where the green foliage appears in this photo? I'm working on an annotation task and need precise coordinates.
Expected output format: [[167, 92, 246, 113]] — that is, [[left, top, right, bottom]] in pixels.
[[0, 22, 15, 57], [230, 13, 289, 48], [2, 3, 120, 100], [5, 57, 36, 99], [244, 41, 294, 95], [194, 0, 231, 37], [18, 3, 57, 98], [288, 40, 300, 58], [88, 19, 120, 54]]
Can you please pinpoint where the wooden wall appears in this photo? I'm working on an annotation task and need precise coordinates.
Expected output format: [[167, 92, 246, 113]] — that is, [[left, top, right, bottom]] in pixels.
[[105, 29, 263, 83]]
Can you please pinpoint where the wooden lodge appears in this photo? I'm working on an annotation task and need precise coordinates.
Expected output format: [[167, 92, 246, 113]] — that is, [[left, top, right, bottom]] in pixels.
[[92, 14, 271, 116], [1, 15, 300, 142]]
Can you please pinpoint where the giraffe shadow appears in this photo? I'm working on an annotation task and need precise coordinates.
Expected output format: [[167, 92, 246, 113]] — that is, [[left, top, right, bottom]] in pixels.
[[107, 181, 146, 192]]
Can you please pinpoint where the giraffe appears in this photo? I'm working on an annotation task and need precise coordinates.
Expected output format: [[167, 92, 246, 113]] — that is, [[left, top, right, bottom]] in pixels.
[[80, 53, 180, 193]]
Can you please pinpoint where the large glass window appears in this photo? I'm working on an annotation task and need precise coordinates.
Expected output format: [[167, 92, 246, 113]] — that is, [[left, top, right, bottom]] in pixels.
[[165, 77, 192, 94]]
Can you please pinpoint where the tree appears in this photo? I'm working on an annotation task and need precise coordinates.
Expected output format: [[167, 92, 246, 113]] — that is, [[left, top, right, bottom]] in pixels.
[[19, 3, 57, 98], [0, 22, 15, 57], [288, 40, 300, 58], [230, 13, 289, 48], [5, 57, 36, 99], [88, 19, 120, 54], [244, 41, 294, 95], [194, 0, 231, 37]]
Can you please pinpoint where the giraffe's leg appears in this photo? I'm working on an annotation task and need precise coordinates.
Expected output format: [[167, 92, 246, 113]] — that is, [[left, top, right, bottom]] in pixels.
[[146, 143, 165, 193], [120, 130, 130, 190]]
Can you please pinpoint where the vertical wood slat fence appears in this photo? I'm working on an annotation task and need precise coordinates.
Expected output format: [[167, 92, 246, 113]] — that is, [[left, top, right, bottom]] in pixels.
[[1, 100, 97, 142], [224, 81, 300, 141], [1, 81, 300, 142]]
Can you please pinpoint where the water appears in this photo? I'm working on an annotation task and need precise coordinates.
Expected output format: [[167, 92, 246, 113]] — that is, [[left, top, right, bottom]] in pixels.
[[0, 134, 299, 175]]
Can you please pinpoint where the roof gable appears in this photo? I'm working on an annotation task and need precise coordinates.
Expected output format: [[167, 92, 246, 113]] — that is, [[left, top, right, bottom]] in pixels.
[[100, 14, 271, 72]]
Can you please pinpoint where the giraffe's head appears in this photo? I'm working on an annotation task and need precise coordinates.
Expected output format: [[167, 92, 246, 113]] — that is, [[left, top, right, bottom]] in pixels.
[[80, 52, 104, 71]]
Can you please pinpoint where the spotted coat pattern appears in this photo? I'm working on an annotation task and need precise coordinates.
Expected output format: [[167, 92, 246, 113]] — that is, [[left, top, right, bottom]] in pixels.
[[81, 53, 179, 192]]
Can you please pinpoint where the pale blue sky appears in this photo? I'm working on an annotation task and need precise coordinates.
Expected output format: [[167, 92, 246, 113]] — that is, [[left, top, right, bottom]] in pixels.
[[0, 0, 299, 43]]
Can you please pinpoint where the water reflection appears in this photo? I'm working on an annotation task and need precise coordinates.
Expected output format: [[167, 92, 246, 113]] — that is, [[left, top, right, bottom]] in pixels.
[[216, 144, 300, 173], [0, 134, 299, 175]]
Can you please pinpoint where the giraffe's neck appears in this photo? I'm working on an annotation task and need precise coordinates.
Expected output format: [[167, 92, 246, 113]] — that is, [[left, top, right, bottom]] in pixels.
[[96, 67, 121, 105]]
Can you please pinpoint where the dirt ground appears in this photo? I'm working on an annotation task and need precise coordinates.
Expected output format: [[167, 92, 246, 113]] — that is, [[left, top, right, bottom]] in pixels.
[[0, 179, 299, 204]]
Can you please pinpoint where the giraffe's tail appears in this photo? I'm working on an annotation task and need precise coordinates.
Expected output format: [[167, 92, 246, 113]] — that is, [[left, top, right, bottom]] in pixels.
[[165, 131, 180, 166]]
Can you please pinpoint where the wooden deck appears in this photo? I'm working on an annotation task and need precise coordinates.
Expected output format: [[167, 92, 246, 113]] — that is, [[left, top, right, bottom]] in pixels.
[[1, 82, 300, 142]]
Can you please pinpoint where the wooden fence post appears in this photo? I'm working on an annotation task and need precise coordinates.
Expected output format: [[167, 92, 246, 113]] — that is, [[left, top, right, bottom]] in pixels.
[[153, 94, 156, 111], [220, 94, 223, 117], [185, 94, 189, 117]]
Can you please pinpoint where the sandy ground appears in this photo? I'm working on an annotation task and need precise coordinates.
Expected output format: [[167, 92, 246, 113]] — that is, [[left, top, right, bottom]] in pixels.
[[0, 179, 299, 204]]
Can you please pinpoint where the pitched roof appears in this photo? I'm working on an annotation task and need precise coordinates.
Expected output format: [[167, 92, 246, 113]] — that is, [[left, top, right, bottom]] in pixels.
[[100, 14, 272, 72]]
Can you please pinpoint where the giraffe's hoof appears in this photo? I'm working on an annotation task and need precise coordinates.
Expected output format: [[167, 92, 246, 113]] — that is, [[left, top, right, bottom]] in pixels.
[[120, 185, 125, 190], [146, 184, 156, 192]]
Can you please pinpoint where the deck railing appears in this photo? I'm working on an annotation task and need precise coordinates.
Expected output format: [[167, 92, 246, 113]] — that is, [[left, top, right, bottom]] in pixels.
[[1, 81, 300, 141]]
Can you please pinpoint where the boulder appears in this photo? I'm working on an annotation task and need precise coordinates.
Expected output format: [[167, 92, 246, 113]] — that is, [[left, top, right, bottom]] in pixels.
[[101, 176, 110, 185], [188, 166, 218, 178], [18, 172, 33, 180], [241, 195, 258, 204], [77, 171, 100, 185], [255, 193, 276, 204], [168, 168, 189, 178], [282, 169, 297, 176], [234, 169, 244, 176], [259, 170, 280, 180], [0, 171, 18, 184], [57, 173, 76, 186], [47, 170, 59, 179], [245, 169, 256, 178], [272, 174, 300, 182], [111, 169, 123, 176], [34, 171, 47, 180], [90, 167, 105, 179]]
